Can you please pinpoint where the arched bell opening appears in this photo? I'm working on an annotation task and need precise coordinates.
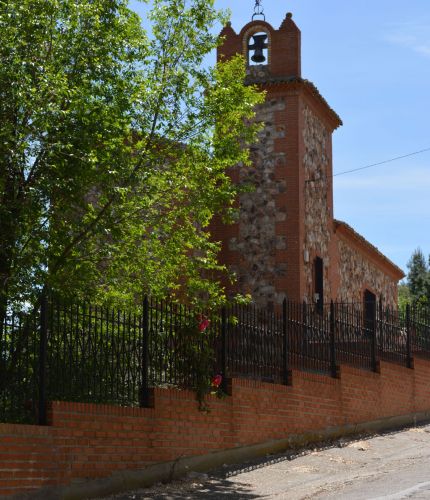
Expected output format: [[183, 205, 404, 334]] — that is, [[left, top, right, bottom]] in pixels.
[[247, 31, 269, 66]]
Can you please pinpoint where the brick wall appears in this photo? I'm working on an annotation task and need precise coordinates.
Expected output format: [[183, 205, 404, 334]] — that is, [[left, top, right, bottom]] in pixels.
[[213, 16, 402, 307], [214, 15, 336, 305], [2, 360, 430, 497]]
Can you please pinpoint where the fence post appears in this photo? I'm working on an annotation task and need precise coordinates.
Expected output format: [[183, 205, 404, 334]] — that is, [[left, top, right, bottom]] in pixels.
[[283, 298, 290, 385], [140, 295, 150, 408], [302, 301, 307, 366], [406, 303, 413, 369], [220, 306, 228, 392], [302, 301, 307, 336], [371, 302, 377, 372], [38, 287, 48, 426], [330, 301, 337, 378]]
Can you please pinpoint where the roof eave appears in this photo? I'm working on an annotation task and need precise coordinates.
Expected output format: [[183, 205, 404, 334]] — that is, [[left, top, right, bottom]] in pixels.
[[245, 76, 343, 130]]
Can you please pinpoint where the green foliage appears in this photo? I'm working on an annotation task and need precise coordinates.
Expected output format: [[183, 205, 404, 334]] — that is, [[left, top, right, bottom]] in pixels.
[[406, 248, 430, 304], [398, 283, 411, 311], [427, 255, 430, 302], [174, 316, 220, 410], [0, 0, 264, 310]]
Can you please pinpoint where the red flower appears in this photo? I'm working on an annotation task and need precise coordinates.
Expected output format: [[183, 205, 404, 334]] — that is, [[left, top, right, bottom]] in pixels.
[[212, 374, 223, 388], [198, 315, 210, 332]]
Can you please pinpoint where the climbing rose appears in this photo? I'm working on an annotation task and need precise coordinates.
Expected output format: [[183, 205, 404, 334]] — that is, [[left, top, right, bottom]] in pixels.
[[212, 374, 222, 388], [198, 315, 210, 332]]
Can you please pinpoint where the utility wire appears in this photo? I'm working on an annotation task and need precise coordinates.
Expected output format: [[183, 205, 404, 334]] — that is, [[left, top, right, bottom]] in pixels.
[[333, 147, 430, 177]]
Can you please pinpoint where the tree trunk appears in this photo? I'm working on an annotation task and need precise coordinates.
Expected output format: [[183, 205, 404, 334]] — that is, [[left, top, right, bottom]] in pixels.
[[0, 165, 24, 335]]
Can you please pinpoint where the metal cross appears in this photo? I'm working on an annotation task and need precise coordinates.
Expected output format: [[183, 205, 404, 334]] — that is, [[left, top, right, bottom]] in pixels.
[[252, 0, 265, 21]]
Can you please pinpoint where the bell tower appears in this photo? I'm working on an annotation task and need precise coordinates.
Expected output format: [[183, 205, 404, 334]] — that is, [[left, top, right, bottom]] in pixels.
[[214, 12, 342, 307]]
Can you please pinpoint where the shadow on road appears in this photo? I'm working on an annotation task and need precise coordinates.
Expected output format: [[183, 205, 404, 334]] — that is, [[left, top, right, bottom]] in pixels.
[[127, 477, 263, 499]]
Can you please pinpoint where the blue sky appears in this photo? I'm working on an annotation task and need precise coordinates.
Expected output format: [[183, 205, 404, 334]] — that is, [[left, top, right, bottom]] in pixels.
[[130, 0, 430, 276]]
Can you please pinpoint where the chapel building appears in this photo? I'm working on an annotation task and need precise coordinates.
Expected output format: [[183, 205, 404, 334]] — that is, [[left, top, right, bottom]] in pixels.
[[211, 13, 404, 310]]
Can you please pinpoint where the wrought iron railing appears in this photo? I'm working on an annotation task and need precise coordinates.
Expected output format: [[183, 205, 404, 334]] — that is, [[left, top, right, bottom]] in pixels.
[[1, 293, 429, 425]]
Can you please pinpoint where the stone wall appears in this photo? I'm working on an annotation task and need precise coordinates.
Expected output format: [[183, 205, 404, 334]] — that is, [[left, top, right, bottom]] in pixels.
[[228, 97, 287, 306], [302, 104, 332, 303], [337, 238, 398, 307]]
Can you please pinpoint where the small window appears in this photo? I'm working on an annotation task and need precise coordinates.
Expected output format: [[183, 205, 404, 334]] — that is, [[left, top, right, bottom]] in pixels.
[[248, 32, 268, 66], [314, 257, 324, 313]]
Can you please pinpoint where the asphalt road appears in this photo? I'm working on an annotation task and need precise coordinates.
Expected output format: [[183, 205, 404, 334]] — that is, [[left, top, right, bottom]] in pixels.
[[94, 424, 430, 500]]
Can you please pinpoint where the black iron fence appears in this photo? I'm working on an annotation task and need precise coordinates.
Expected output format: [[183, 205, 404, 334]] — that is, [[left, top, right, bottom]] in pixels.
[[1, 294, 430, 425], [0, 307, 40, 424]]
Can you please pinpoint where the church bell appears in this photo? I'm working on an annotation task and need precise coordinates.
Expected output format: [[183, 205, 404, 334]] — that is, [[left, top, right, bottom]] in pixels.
[[249, 34, 268, 64]]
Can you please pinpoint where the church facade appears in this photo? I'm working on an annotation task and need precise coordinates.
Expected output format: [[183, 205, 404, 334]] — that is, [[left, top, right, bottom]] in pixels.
[[211, 13, 404, 309]]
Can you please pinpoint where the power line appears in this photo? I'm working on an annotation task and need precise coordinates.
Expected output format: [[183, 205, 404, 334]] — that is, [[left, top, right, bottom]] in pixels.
[[333, 147, 430, 177]]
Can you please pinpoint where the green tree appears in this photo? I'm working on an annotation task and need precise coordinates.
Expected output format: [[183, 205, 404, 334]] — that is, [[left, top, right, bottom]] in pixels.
[[406, 248, 429, 304], [0, 0, 264, 312], [426, 254, 430, 302], [398, 282, 411, 311]]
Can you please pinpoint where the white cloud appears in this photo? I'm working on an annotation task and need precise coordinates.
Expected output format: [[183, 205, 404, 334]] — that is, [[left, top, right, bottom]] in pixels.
[[334, 166, 430, 191], [415, 45, 430, 56], [384, 24, 430, 58], [333, 166, 430, 222]]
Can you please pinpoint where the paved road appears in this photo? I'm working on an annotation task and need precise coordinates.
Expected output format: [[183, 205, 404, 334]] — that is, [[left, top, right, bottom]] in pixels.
[[94, 424, 430, 499]]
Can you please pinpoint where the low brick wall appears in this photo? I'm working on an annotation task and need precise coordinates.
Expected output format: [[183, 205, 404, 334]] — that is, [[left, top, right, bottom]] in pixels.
[[2, 359, 430, 497]]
